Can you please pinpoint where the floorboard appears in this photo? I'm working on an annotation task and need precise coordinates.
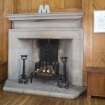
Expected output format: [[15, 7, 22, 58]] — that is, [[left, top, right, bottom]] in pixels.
[[0, 89, 105, 105]]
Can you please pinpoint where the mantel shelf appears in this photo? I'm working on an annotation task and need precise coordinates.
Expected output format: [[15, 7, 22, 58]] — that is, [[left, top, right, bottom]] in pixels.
[[8, 12, 83, 21]]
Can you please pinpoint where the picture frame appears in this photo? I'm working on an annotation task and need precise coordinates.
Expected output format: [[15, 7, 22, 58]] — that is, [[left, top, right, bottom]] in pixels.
[[94, 10, 105, 33]]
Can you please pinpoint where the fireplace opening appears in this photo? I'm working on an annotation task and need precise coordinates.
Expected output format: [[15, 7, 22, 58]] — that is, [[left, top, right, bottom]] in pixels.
[[31, 39, 59, 80]]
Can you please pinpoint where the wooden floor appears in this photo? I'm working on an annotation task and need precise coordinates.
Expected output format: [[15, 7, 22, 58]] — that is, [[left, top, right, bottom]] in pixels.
[[0, 89, 105, 105]]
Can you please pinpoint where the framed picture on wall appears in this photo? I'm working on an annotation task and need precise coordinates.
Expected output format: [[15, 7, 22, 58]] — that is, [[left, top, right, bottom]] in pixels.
[[94, 10, 105, 33]]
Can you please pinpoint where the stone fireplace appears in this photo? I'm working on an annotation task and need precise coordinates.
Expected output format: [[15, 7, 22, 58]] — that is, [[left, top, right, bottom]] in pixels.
[[4, 12, 84, 99]]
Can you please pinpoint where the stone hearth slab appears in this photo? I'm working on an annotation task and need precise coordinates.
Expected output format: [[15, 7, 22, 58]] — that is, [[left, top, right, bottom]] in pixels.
[[3, 80, 85, 99]]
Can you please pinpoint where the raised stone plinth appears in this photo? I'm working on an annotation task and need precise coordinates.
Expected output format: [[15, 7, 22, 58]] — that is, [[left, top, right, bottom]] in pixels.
[[4, 80, 85, 99]]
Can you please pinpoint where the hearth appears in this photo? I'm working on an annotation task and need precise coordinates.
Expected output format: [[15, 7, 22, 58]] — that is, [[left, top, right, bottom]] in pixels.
[[30, 39, 59, 81], [30, 39, 69, 88]]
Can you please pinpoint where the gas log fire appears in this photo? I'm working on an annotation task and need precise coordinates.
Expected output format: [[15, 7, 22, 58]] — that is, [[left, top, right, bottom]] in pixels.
[[30, 39, 69, 88], [30, 39, 59, 81]]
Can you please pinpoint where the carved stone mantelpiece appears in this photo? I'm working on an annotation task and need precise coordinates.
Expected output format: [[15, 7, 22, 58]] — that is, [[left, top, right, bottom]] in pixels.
[[4, 12, 84, 99]]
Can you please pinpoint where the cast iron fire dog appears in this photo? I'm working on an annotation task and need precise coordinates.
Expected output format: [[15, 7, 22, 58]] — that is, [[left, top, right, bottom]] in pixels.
[[18, 55, 28, 84], [57, 57, 69, 88]]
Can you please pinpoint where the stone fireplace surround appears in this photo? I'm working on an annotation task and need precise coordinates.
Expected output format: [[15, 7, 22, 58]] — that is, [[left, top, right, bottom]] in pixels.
[[4, 12, 85, 99]]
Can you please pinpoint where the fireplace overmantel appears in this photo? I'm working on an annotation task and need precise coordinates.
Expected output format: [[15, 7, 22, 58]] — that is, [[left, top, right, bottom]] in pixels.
[[8, 12, 83, 21], [8, 12, 83, 39]]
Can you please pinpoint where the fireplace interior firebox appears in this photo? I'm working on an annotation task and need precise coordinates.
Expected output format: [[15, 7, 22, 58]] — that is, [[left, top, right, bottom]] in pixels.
[[30, 39, 59, 82]]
